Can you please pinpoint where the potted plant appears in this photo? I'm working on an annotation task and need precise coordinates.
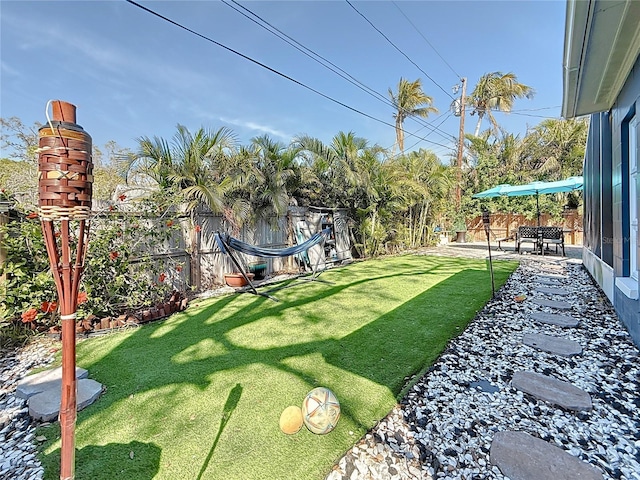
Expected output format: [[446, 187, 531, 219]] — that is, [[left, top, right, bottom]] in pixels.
[[224, 272, 255, 288], [248, 262, 268, 280], [452, 215, 467, 243]]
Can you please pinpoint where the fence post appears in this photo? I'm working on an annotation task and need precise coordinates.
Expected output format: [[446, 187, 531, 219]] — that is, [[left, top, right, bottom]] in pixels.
[[0, 208, 7, 288], [190, 212, 201, 291]]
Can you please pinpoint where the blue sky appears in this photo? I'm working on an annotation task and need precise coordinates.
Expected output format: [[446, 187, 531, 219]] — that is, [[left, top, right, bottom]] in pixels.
[[1, 0, 566, 162]]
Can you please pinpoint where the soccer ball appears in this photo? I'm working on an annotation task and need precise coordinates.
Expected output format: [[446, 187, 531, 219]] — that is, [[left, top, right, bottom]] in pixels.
[[302, 387, 340, 435]]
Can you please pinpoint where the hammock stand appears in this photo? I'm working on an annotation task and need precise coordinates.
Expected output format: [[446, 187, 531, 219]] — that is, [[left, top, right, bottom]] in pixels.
[[214, 228, 332, 301]]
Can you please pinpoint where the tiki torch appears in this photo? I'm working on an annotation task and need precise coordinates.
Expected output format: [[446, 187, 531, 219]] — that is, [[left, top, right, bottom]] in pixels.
[[38, 100, 93, 480], [482, 209, 495, 297]]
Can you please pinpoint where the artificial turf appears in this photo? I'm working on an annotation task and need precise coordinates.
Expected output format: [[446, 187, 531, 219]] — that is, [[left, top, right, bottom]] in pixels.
[[37, 254, 518, 479]]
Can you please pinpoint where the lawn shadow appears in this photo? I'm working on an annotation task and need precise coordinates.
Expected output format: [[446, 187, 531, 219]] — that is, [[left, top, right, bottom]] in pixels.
[[322, 267, 498, 394], [38, 255, 517, 479], [40, 440, 161, 480], [72, 256, 517, 413], [196, 383, 243, 480]]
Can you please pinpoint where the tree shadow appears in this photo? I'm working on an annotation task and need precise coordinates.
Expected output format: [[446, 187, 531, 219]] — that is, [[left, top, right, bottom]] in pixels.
[[37, 255, 518, 478], [40, 440, 161, 480]]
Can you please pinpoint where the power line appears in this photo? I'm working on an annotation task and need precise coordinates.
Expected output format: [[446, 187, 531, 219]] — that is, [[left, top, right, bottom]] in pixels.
[[124, 0, 455, 151], [388, 111, 455, 159], [392, 1, 462, 80], [510, 112, 561, 119], [345, 0, 454, 100], [510, 106, 562, 112], [223, 0, 387, 103], [412, 112, 458, 143], [385, 111, 456, 151], [221, 0, 454, 142]]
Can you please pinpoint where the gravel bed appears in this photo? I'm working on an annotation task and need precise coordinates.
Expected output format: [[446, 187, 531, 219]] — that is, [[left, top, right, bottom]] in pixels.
[[0, 338, 56, 480], [327, 259, 640, 480]]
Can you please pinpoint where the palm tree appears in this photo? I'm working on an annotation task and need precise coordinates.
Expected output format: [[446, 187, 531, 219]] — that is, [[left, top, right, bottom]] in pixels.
[[293, 131, 387, 256], [468, 72, 534, 136], [248, 135, 302, 225], [127, 124, 239, 289], [389, 149, 452, 247], [293, 131, 374, 209], [388, 78, 438, 153], [170, 125, 239, 215], [127, 124, 238, 214], [522, 118, 588, 180]]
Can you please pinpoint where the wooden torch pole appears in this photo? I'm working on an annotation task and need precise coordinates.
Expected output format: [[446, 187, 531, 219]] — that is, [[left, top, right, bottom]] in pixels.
[[38, 100, 93, 480]]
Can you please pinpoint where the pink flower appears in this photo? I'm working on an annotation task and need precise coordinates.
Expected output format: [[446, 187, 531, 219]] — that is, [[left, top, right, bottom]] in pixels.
[[158, 273, 166, 283], [109, 251, 119, 261]]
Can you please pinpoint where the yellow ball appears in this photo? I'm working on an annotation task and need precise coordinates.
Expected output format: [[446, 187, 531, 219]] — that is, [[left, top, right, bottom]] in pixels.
[[302, 387, 340, 435], [279, 405, 303, 435]]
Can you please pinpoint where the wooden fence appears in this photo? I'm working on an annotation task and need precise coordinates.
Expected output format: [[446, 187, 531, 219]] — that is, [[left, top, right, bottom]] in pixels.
[[464, 210, 583, 245], [87, 203, 351, 293]]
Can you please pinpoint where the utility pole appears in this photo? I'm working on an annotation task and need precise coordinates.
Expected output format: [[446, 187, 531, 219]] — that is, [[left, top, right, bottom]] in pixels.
[[455, 77, 467, 208]]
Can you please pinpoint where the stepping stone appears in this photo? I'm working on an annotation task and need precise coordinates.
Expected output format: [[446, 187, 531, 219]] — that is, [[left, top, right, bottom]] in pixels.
[[535, 286, 570, 296], [531, 312, 579, 327], [540, 267, 565, 274], [537, 273, 567, 281], [536, 277, 562, 286], [512, 371, 592, 411], [522, 333, 582, 356], [28, 378, 105, 422], [468, 379, 500, 394], [16, 366, 88, 399], [491, 431, 603, 480], [530, 298, 572, 310]]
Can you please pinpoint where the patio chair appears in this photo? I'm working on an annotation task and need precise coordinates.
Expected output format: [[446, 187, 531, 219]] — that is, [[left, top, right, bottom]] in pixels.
[[516, 226, 539, 254], [539, 226, 565, 256]]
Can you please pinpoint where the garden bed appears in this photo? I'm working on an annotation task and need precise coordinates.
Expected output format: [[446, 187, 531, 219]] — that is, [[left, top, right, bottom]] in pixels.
[[46, 291, 189, 339]]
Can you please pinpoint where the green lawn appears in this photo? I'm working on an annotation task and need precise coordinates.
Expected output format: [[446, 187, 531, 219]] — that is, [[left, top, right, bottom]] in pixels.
[[37, 254, 518, 480]]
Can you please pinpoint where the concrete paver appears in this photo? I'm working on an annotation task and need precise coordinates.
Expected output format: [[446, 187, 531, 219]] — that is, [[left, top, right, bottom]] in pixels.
[[530, 298, 573, 310], [512, 371, 592, 411], [491, 431, 603, 480], [522, 333, 583, 356], [530, 312, 579, 327]]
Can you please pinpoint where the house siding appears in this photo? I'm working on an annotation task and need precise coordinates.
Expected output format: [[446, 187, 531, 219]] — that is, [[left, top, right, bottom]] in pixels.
[[583, 53, 640, 347]]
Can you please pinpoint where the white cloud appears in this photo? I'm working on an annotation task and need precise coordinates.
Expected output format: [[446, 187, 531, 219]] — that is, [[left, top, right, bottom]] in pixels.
[[219, 116, 291, 140], [3, 8, 223, 100], [0, 61, 20, 77]]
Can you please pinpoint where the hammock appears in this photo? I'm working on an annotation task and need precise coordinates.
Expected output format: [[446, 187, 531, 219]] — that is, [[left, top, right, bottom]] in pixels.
[[214, 228, 330, 258], [214, 229, 332, 301]]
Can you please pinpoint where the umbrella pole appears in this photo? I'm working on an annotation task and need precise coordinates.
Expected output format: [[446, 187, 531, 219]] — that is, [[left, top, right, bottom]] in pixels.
[[536, 194, 540, 227], [482, 210, 495, 297]]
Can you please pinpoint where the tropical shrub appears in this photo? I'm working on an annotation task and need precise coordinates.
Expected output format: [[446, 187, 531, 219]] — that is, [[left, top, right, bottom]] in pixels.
[[0, 206, 57, 346], [0, 195, 183, 345]]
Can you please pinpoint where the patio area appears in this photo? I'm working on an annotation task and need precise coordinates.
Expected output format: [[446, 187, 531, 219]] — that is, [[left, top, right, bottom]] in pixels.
[[419, 240, 583, 262]]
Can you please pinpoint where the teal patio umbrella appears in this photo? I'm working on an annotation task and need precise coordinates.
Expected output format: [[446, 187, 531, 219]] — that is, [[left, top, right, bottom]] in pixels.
[[472, 176, 583, 226]]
